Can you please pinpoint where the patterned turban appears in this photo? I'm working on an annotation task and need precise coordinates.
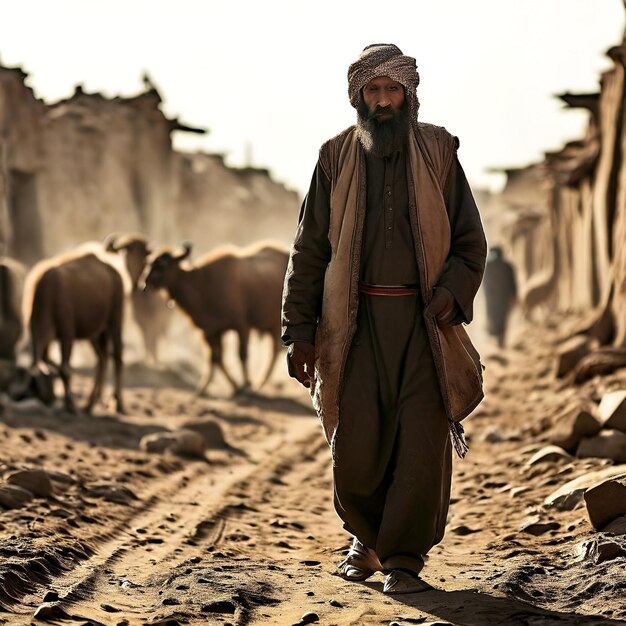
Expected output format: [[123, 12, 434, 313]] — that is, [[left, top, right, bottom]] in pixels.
[[347, 43, 420, 121]]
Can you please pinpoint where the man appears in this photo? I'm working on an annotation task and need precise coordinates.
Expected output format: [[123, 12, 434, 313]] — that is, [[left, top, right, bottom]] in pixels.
[[483, 245, 517, 348], [281, 44, 487, 594]]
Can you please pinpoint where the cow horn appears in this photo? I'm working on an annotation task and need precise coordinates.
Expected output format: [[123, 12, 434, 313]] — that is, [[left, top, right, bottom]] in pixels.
[[104, 233, 120, 252], [176, 241, 192, 261]]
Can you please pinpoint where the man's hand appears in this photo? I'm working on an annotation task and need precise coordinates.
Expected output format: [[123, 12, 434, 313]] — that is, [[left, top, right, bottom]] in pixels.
[[286, 341, 316, 388], [425, 287, 462, 328]]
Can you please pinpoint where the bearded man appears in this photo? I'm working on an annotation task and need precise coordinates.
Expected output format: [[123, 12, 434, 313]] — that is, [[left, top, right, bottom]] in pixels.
[[281, 44, 487, 594]]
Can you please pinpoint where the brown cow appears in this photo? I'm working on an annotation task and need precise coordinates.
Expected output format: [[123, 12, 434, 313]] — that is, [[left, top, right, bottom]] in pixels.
[[142, 240, 289, 395], [0, 257, 27, 362], [23, 244, 127, 413], [104, 232, 172, 363]]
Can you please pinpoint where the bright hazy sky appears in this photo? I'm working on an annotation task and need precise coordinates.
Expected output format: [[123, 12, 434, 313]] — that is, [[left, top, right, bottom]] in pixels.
[[1, 1, 624, 198]]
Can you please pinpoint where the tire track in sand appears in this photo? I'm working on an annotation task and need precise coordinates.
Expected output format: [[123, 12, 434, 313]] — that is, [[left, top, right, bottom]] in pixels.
[[12, 413, 324, 626]]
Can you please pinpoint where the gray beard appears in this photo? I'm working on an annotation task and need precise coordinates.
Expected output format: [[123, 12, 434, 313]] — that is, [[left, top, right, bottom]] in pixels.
[[356, 101, 410, 157]]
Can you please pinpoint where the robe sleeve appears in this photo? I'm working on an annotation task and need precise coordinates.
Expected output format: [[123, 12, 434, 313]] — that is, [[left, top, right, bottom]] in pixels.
[[281, 161, 332, 345], [436, 156, 488, 324]]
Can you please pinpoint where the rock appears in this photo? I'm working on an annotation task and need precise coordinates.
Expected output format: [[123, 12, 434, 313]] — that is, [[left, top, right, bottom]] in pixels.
[[0, 483, 33, 509], [6, 468, 54, 497], [299, 613, 319, 624], [527, 445, 572, 466], [43, 591, 60, 602], [47, 471, 76, 487], [577, 430, 626, 463], [145, 619, 180, 626], [520, 516, 560, 536], [604, 515, 626, 535], [82, 484, 139, 505], [181, 419, 233, 450], [478, 426, 504, 443], [597, 390, 626, 433], [33, 604, 74, 621], [451, 525, 480, 536], [201, 600, 236, 614], [546, 406, 601, 452], [140, 429, 206, 459], [555, 335, 591, 378], [544, 465, 626, 511], [580, 537, 626, 563], [584, 477, 626, 530], [510, 487, 531, 498]]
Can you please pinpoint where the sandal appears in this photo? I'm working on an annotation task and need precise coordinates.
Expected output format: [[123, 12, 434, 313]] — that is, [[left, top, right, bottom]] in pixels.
[[383, 569, 433, 594], [336, 538, 382, 581]]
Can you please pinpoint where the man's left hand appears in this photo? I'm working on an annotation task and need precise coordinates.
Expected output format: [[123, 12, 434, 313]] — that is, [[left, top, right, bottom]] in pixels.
[[286, 341, 316, 388], [425, 287, 462, 328]]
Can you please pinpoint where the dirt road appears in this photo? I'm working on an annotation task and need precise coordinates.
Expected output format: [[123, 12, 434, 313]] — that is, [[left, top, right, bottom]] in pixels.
[[1, 327, 626, 625]]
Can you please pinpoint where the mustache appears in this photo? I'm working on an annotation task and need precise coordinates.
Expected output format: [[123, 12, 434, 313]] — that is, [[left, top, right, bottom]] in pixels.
[[369, 105, 395, 120]]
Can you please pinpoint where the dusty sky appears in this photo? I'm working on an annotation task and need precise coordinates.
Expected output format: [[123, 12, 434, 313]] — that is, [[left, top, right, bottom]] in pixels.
[[1, 0, 624, 198]]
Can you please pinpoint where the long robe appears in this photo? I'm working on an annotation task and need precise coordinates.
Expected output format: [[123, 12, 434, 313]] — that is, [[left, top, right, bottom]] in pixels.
[[282, 141, 484, 575]]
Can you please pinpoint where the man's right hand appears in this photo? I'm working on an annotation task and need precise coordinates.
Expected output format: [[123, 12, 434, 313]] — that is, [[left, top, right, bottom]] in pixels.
[[286, 341, 316, 388]]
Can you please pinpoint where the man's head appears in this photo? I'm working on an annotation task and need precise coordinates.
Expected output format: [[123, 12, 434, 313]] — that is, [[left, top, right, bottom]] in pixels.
[[361, 76, 405, 119], [347, 44, 420, 156]]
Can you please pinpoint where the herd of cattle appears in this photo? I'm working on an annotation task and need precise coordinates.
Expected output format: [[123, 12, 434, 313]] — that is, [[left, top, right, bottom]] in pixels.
[[0, 234, 291, 413]]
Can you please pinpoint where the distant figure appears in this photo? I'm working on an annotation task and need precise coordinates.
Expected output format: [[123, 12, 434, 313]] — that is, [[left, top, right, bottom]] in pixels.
[[483, 246, 517, 348]]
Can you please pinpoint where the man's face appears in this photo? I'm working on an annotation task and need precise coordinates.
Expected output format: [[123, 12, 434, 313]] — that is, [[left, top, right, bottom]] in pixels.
[[362, 76, 405, 121]]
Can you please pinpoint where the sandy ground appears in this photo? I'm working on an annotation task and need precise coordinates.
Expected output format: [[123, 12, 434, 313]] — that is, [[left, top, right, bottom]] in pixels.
[[1, 316, 626, 626]]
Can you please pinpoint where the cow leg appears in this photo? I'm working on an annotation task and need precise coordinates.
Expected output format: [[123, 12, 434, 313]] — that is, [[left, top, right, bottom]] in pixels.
[[58, 335, 76, 413], [206, 334, 239, 394], [144, 327, 158, 365], [196, 337, 216, 397], [238, 327, 251, 392], [111, 303, 125, 414], [85, 332, 108, 413], [26, 312, 58, 405], [196, 364, 215, 397], [258, 334, 281, 390]]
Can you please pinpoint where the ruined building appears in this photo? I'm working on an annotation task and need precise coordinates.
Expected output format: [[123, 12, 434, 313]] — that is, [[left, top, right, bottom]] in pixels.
[[0, 67, 299, 266], [498, 6, 626, 378]]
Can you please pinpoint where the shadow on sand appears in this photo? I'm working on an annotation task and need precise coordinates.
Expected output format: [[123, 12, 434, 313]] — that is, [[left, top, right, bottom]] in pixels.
[[0, 402, 169, 451], [359, 582, 623, 625], [231, 389, 317, 417]]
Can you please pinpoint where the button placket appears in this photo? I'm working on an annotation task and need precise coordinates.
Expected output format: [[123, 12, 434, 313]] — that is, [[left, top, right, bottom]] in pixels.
[[384, 163, 394, 248]]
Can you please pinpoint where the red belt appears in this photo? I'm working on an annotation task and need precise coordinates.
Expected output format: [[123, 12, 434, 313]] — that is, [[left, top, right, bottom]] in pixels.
[[358, 281, 419, 296]]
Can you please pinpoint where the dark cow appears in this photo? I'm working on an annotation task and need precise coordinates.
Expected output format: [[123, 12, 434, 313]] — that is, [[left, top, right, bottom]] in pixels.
[[143, 240, 289, 395]]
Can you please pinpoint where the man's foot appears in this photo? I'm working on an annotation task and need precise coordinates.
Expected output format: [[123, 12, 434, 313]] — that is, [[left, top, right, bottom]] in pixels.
[[336, 539, 382, 582], [383, 569, 433, 594]]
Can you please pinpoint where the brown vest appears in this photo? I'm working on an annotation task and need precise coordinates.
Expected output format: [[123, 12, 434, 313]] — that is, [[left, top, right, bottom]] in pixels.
[[312, 123, 483, 445]]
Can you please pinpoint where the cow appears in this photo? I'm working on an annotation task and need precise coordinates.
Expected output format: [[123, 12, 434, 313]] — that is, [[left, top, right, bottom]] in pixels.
[[104, 232, 171, 363], [143, 240, 289, 395], [0, 256, 27, 362], [22, 244, 129, 412]]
